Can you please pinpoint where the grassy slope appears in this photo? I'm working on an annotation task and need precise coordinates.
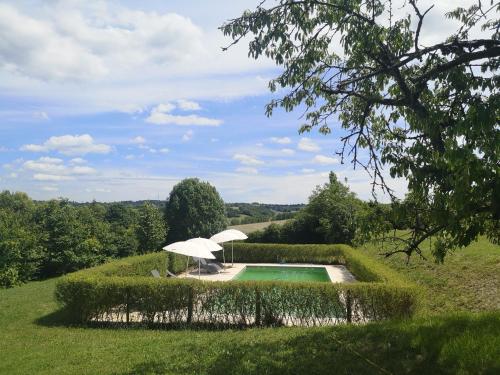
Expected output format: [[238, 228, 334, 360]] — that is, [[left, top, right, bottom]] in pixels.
[[228, 219, 288, 234], [0, 278, 499, 375], [1, 237, 499, 374], [361, 236, 500, 315]]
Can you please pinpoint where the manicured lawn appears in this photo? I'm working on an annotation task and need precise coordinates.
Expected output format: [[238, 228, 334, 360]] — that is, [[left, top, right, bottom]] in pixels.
[[361, 236, 500, 315], [1, 276, 499, 374]]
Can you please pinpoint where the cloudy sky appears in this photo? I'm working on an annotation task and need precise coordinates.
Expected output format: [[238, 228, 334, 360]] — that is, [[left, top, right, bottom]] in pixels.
[[0, 0, 475, 203]]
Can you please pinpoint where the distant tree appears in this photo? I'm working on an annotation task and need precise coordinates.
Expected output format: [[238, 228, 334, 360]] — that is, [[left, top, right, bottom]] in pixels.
[[137, 202, 167, 253], [165, 178, 226, 242], [222, 0, 500, 260], [290, 172, 362, 244]]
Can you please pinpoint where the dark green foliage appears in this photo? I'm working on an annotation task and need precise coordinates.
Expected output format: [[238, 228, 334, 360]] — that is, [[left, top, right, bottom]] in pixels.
[[0, 191, 169, 287], [165, 178, 226, 242], [248, 173, 363, 244], [0, 192, 43, 287], [56, 243, 417, 327], [136, 202, 167, 253]]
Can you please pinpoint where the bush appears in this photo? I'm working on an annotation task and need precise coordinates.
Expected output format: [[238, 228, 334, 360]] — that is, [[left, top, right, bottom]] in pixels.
[[56, 243, 417, 327]]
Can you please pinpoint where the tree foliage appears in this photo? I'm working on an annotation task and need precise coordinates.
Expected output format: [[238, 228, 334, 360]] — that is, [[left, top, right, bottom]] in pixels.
[[248, 172, 363, 244], [137, 202, 167, 253], [165, 178, 226, 242], [222, 0, 500, 260]]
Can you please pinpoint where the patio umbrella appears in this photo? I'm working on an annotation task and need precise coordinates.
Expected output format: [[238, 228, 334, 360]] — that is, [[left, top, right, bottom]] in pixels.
[[210, 229, 248, 266], [163, 241, 215, 279]]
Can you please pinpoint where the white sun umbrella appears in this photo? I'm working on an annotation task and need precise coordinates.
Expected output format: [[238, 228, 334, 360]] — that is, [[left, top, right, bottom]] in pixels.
[[210, 229, 248, 266], [163, 241, 215, 279], [188, 237, 224, 271]]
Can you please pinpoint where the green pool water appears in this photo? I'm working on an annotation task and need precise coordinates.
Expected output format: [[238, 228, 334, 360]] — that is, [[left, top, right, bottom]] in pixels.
[[233, 266, 331, 282]]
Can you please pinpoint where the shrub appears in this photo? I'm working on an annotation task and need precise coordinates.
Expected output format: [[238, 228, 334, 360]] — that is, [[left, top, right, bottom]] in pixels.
[[56, 243, 417, 327]]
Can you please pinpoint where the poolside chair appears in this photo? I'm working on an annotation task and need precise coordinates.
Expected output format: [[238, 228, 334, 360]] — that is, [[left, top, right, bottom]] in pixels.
[[192, 257, 221, 274], [151, 269, 161, 278], [166, 270, 178, 278]]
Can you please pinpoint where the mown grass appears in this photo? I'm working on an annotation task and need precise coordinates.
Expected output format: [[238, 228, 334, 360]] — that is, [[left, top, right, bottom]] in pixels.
[[228, 219, 288, 234], [1, 277, 499, 374], [361, 236, 500, 315]]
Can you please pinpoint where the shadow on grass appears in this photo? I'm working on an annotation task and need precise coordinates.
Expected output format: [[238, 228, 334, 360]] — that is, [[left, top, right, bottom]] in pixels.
[[121, 313, 500, 375]]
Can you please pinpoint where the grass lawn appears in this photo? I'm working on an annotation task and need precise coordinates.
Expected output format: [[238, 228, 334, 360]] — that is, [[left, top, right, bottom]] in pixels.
[[228, 219, 288, 234], [361, 236, 500, 315], [1, 237, 499, 374], [0, 282, 498, 374]]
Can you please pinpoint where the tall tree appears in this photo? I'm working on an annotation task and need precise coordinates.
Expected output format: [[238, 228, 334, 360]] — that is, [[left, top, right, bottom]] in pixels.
[[221, 0, 500, 260], [165, 178, 226, 242], [137, 202, 167, 253]]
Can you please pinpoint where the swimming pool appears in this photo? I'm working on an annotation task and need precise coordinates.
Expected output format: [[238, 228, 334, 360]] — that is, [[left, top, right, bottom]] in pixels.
[[233, 265, 331, 283]]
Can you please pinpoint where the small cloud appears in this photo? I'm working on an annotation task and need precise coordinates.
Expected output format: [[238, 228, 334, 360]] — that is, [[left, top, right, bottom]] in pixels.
[[131, 136, 146, 144], [69, 158, 87, 164], [21, 134, 111, 156], [182, 130, 194, 142], [159, 148, 169, 154], [8, 172, 18, 178], [0, 146, 10, 152], [149, 148, 157, 153], [33, 174, 74, 181], [125, 154, 135, 160], [233, 153, 264, 166], [41, 186, 58, 192], [32, 111, 49, 121], [177, 99, 201, 111], [301, 168, 315, 173], [211, 138, 219, 143], [313, 155, 339, 165], [256, 142, 264, 147], [281, 148, 295, 155], [236, 167, 259, 174], [298, 137, 320, 152], [146, 103, 222, 126], [270, 137, 291, 144], [72, 166, 96, 175]]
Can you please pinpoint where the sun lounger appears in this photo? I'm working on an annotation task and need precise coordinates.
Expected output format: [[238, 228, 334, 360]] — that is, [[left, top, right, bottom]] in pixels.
[[192, 257, 221, 274], [151, 269, 161, 278]]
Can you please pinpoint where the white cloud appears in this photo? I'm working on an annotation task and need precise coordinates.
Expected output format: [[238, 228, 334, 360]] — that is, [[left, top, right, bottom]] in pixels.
[[20, 134, 111, 156], [41, 186, 58, 191], [301, 168, 315, 173], [131, 136, 146, 144], [159, 148, 169, 154], [236, 167, 259, 175], [313, 154, 339, 165], [233, 153, 264, 166], [33, 174, 74, 181], [69, 158, 87, 164], [32, 111, 49, 120], [281, 148, 295, 156], [125, 154, 135, 160], [298, 138, 320, 152], [146, 103, 222, 126], [270, 137, 291, 144], [177, 99, 201, 111], [182, 130, 194, 142], [72, 166, 96, 175]]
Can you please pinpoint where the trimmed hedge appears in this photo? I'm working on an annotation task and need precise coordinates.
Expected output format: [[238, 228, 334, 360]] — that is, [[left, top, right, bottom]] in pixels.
[[56, 243, 418, 327]]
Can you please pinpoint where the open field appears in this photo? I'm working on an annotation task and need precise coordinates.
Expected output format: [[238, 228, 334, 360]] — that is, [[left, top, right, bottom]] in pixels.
[[228, 219, 288, 234], [362, 236, 500, 315]]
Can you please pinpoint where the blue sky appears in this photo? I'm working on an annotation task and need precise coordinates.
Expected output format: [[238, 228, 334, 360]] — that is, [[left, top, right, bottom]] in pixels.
[[0, 0, 469, 203]]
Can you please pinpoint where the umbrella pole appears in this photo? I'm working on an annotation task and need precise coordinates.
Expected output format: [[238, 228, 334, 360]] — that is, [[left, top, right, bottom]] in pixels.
[[198, 259, 201, 279], [231, 240, 234, 266], [186, 256, 189, 275], [222, 243, 226, 265]]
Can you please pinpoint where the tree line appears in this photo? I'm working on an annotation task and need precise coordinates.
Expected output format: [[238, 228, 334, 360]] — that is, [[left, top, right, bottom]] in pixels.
[[0, 178, 229, 287]]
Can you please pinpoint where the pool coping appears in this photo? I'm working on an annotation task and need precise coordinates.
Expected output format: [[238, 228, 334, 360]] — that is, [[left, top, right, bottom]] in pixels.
[[178, 263, 356, 283]]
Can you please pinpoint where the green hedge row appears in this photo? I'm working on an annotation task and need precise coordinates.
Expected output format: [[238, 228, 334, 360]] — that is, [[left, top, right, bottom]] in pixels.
[[56, 243, 417, 327]]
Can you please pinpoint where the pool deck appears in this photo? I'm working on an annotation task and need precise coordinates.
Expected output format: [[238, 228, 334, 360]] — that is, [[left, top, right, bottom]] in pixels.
[[178, 263, 356, 283]]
